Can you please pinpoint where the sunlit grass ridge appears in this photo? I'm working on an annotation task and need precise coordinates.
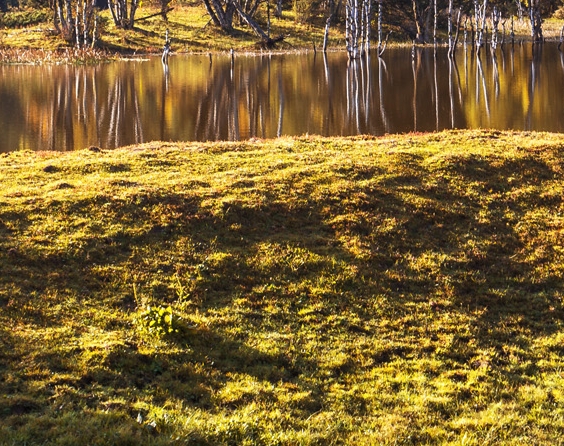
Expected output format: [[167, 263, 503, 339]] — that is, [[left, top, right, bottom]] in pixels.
[[1, 129, 564, 444]]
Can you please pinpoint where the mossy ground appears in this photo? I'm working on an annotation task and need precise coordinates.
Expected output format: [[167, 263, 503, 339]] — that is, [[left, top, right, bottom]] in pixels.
[[1, 130, 564, 444]]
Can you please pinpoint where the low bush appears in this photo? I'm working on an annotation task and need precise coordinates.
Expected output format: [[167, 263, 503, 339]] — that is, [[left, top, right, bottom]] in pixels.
[[0, 7, 49, 28]]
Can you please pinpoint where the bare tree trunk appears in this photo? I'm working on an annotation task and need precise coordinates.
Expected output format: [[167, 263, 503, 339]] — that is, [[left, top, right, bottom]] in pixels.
[[346, 0, 359, 59], [129, 0, 139, 28], [266, 0, 270, 38], [53, 0, 97, 46], [202, 0, 222, 27], [65, 0, 74, 34], [448, 0, 453, 52], [475, 0, 487, 54], [412, 43, 419, 130], [323, 16, 331, 52], [162, 29, 171, 65], [515, 0, 523, 22], [491, 6, 501, 50], [231, 0, 269, 41], [362, 0, 371, 55], [529, 0, 543, 43], [449, 8, 461, 58], [412, 0, 424, 43], [433, 0, 437, 46], [108, 0, 139, 29], [377, 0, 382, 51]]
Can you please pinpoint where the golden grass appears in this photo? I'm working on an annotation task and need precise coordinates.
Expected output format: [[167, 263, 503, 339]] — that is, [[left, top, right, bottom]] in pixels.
[[1, 129, 564, 444]]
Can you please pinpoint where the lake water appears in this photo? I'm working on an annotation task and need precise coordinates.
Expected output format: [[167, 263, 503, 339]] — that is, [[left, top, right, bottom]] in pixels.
[[0, 44, 563, 152]]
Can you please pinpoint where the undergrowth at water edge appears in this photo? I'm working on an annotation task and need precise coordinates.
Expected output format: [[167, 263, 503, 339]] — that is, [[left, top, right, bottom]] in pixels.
[[1, 129, 564, 444]]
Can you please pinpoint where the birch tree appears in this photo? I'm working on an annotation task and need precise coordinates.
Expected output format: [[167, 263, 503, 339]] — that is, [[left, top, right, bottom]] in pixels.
[[202, 0, 236, 32], [53, 0, 98, 47], [474, 0, 488, 53], [107, 0, 140, 29], [346, 0, 371, 59], [529, 0, 543, 42]]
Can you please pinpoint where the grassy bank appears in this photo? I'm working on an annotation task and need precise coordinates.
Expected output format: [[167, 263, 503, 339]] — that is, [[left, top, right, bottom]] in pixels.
[[1, 4, 564, 62], [0, 4, 343, 62], [1, 130, 564, 444]]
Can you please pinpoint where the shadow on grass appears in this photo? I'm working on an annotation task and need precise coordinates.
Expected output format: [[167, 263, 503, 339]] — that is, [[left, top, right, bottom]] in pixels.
[[2, 143, 564, 440]]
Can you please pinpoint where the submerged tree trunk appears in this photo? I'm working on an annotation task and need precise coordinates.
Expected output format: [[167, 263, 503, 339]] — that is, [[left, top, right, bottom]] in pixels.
[[323, 16, 331, 52]]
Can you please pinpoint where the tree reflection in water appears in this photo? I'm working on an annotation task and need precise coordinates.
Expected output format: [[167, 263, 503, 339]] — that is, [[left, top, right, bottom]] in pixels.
[[0, 45, 563, 152]]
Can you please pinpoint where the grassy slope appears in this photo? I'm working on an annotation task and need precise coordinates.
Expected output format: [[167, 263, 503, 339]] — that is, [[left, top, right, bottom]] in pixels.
[[1, 129, 564, 444], [0, 4, 342, 57]]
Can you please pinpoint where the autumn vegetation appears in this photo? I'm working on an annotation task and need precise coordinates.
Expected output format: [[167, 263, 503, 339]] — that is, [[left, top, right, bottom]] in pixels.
[[2, 0, 564, 444], [1, 130, 564, 444], [0, 0, 564, 62]]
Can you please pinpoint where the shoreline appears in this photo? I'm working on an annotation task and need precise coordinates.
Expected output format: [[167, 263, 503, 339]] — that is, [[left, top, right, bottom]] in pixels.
[[1, 37, 563, 65], [1, 5, 563, 64]]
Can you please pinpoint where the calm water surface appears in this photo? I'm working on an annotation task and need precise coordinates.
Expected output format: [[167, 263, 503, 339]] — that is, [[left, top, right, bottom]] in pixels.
[[0, 45, 563, 152]]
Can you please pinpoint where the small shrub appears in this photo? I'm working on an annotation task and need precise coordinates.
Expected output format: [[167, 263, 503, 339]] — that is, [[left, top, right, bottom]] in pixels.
[[554, 7, 564, 19], [136, 305, 179, 338]]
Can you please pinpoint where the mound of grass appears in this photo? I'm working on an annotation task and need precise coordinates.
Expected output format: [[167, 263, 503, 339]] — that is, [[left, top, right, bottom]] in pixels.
[[1, 130, 564, 444]]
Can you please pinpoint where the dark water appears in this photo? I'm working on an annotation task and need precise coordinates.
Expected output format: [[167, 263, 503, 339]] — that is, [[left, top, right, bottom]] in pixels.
[[0, 44, 563, 152]]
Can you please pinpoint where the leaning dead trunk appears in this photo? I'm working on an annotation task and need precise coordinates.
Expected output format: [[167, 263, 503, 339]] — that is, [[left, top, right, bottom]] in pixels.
[[231, 0, 269, 41]]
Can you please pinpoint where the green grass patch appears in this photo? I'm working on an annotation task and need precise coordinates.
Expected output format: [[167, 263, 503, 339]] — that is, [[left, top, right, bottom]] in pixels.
[[1, 129, 564, 444]]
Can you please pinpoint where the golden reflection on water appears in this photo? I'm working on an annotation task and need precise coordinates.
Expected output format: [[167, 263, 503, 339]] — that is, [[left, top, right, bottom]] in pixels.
[[0, 44, 562, 152]]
